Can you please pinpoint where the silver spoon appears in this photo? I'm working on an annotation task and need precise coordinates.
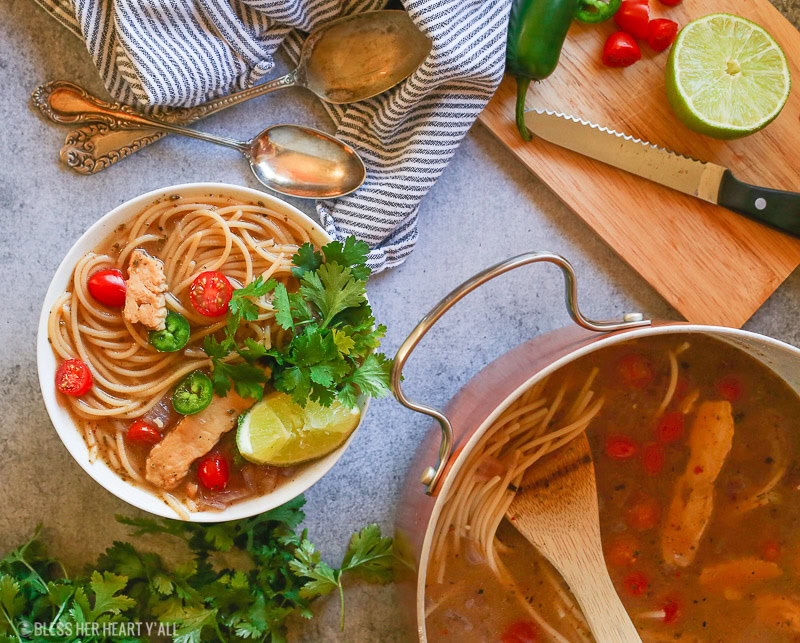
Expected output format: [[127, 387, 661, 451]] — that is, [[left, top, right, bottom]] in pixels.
[[40, 83, 365, 198], [33, 10, 432, 175]]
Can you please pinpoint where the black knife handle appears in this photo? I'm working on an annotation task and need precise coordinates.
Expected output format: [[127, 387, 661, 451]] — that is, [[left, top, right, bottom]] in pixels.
[[718, 170, 800, 237]]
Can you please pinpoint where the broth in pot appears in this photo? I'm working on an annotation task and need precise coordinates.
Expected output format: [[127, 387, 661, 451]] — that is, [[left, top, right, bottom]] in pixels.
[[426, 334, 800, 642]]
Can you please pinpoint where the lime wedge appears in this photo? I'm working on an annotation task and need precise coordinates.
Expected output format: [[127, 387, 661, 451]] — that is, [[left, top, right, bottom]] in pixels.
[[666, 14, 791, 139], [237, 393, 361, 466], [236, 401, 291, 465]]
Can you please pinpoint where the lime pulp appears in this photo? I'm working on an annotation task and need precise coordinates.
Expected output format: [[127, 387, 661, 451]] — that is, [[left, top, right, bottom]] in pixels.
[[236, 393, 361, 466], [666, 14, 791, 140]]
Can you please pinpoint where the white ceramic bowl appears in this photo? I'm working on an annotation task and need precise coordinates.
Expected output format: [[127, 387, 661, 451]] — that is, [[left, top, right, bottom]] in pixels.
[[37, 183, 368, 522]]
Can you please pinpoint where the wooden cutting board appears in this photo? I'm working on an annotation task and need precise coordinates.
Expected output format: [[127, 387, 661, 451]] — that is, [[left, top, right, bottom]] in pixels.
[[479, 0, 800, 327]]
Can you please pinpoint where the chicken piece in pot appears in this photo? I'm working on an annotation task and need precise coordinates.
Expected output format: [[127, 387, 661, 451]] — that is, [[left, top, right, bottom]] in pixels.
[[661, 400, 734, 567]]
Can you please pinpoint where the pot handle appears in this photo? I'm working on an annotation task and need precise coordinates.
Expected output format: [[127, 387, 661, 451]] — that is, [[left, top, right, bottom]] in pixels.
[[391, 252, 651, 494]]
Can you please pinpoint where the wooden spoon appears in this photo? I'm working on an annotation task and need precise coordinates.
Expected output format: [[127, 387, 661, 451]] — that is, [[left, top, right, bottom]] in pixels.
[[506, 434, 641, 642]]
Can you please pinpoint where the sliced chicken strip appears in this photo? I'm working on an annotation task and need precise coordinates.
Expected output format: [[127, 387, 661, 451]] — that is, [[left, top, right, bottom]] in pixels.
[[145, 391, 253, 490], [661, 400, 734, 567], [699, 558, 782, 593], [756, 594, 800, 634], [124, 249, 168, 330]]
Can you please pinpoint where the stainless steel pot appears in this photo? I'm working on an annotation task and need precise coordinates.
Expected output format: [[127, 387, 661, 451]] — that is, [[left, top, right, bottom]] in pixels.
[[391, 252, 800, 642]]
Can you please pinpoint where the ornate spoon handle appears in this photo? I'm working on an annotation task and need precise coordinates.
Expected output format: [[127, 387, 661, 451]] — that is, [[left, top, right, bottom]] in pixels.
[[32, 74, 297, 174]]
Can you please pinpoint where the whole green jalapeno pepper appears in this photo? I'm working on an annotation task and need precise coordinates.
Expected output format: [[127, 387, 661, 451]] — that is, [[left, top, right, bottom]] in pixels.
[[507, 0, 582, 140]]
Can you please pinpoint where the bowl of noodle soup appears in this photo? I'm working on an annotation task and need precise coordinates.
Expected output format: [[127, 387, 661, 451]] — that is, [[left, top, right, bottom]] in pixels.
[[392, 253, 800, 642], [37, 183, 367, 522]]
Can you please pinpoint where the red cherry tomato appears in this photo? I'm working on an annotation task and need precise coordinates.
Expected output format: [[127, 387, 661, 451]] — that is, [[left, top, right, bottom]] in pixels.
[[761, 539, 782, 562], [647, 18, 678, 52], [626, 494, 660, 530], [642, 442, 666, 475], [716, 375, 744, 402], [87, 269, 127, 307], [606, 534, 640, 567], [55, 358, 93, 396], [623, 571, 650, 596], [189, 271, 233, 317], [197, 454, 230, 490], [616, 353, 654, 388], [656, 412, 685, 444], [127, 420, 162, 445], [663, 599, 681, 623], [501, 621, 539, 643], [605, 434, 639, 460], [614, 0, 650, 39], [674, 375, 689, 402], [658, 0, 682, 6], [602, 32, 642, 68]]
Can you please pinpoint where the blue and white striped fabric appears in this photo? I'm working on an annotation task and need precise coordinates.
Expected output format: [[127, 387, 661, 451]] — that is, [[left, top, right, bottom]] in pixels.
[[33, 0, 510, 272]]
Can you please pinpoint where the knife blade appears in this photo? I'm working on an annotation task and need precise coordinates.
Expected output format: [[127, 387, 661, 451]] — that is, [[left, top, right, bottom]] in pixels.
[[524, 109, 800, 238]]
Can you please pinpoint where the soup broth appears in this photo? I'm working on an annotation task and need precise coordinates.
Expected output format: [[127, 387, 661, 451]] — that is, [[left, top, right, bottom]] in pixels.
[[426, 334, 800, 642]]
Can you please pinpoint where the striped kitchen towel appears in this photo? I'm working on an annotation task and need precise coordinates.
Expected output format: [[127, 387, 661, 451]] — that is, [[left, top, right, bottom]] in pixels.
[[33, 0, 510, 272]]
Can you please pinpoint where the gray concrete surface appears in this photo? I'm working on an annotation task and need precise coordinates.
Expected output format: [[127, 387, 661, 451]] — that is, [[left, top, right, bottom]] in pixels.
[[2, 1, 799, 641]]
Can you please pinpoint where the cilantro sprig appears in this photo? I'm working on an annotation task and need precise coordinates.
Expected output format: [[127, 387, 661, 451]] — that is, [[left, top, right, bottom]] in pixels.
[[202, 237, 392, 407], [0, 496, 392, 642]]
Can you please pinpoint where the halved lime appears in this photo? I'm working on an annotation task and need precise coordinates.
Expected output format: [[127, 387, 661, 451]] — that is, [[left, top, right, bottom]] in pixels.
[[666, 14, 791, 140], [237, 393, 361, 466]]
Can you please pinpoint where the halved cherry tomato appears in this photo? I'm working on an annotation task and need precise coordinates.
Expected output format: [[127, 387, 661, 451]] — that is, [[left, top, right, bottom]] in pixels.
[[501, 621, 539, 643], [197, 453, 230, 490], [626, 494, 660, 530], [87, 269, 127, 307], [623, 571, 649, 596], [716, 375, 744, 402], [606, 434, 639, 460], [127, 420, 161, 445], [189, 271, 233, 317], [606, 534, 640, 567], [656, 412, 685, 444], [616, 353, 654, 388], [55, 358, 93, 396], [658, 0, 682, 6], [647, 18, 678, 52], [761, 539, 782, 562], [642, 442, 666, 475], [662, 599, 681, 623], [614, 0, 650, 39], [674, 375, 689, 402], [602, 32, 642, 68]]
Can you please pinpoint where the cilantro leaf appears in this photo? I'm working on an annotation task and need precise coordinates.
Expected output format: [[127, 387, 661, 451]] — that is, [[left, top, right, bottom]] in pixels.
[[0, 575, 24, 620], [331, 329, 355, 356], [347, 353, 392, 400], [229, 277, 276, 318], [299, 263, 366, 327], [238, 337, 267, 362], [337, 382, 359, 409], [341, 525, 393, 584], [223, 276, 276, 350], [290, 541, 340, 600], [202, 335, 228, 361], [87, 571, 135, 619], [203, 337, 268, 400], [290, 243, 323, 278], [272, 282, 294, 330], [321, 237, 371, 280]]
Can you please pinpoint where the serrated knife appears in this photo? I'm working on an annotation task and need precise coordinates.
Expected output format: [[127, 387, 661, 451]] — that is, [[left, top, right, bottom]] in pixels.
[[524, 109, 800, 238]]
